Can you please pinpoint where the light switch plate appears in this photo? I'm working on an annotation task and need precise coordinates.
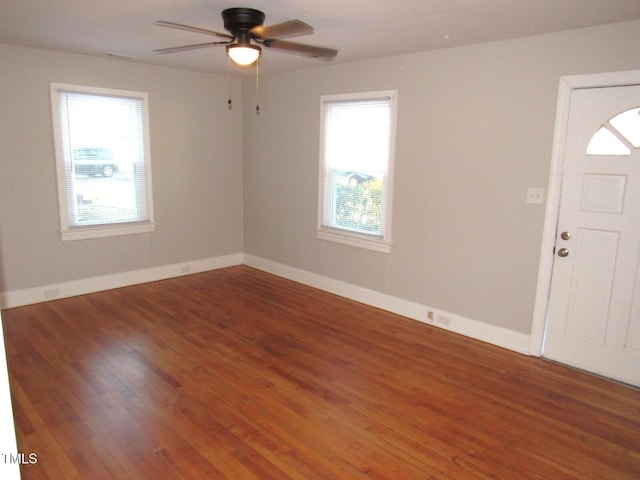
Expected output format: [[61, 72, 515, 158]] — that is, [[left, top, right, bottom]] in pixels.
[[527, 187, 545, 205]]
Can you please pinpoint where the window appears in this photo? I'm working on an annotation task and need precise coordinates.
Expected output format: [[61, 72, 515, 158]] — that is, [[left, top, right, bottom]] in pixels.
[[318, 91, 397, 252], [51, 83, 154, 241], [586, 107, 640, 156]]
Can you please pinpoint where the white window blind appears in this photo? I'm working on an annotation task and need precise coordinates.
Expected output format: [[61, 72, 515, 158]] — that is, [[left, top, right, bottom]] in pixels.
[[318, 91, 397, 252], [51, 84, 154, 240]]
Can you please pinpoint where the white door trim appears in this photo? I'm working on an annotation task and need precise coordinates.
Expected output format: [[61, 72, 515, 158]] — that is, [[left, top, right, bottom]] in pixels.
[[530, 69, 640, 356]]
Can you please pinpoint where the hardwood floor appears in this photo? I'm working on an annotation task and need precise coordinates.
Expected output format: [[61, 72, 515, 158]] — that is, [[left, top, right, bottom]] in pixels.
[[2, 266, 639, 479]]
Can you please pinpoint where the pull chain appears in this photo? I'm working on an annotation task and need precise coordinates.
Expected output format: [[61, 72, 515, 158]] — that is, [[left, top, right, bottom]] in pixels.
[[255, 57, 260, 115], [227, 56, 233, 109]]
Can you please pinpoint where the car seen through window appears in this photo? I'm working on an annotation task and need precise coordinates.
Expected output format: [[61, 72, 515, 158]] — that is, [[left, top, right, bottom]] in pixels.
[[72, 147, 118, 177]]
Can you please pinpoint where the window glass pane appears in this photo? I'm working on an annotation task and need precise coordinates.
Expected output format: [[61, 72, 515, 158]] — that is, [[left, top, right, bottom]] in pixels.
[[52, 85, 153, 237], [324, 100, 390, 173], [609, 107, 640, 148], [586, 126, 631, 156], [326, 170, 384, 234]]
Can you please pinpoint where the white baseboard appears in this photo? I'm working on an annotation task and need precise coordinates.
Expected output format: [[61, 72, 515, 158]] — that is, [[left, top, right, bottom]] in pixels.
[[1, 252, 532, 356], [0, 253, 243, 309], [243, 254, 532, 356]]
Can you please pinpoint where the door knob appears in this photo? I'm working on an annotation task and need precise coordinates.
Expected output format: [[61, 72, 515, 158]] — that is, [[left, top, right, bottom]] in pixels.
[[560, 231, 571, 240], [557, 247, 569, 257]]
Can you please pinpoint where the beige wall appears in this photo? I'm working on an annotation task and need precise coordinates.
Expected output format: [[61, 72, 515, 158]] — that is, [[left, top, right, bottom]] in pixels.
[[1, 20, 639, 336], [0, 45, 244, 293], [242, 20, 640, 334]]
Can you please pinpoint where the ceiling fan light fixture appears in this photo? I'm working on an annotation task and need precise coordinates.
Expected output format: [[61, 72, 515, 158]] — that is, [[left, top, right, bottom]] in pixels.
[[226, 43, 261, 66]]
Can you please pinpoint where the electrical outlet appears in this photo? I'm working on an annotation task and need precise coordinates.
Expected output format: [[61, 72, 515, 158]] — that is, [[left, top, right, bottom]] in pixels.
[[44, 288, 59, 299], [526, 187, 545, 205], [437, 314, 452, 327], [427, 311, 434, 321]]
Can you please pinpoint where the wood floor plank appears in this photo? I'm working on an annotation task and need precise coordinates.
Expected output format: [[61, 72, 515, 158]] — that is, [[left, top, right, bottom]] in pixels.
[[2, 265, 639, 479]]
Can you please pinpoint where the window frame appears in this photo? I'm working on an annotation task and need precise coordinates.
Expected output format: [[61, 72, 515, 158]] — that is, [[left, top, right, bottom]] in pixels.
[[317, 90, 398, 253], [50, 83, 155, 241]]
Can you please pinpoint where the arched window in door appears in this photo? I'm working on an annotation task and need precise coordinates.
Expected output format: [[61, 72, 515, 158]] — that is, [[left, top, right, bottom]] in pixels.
[[587, 107, 640, 155]]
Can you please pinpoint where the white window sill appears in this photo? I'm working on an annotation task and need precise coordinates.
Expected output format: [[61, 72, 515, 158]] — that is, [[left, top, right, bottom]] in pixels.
[[61, 221, 156, 241], [317, 228, 391, 253]]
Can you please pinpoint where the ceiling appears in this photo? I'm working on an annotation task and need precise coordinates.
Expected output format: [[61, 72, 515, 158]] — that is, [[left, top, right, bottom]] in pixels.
[[1, 0, 640, 76]]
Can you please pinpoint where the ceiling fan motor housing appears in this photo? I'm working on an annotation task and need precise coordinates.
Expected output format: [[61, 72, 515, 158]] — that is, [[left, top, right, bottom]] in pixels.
[[222, 8, 265, 34]]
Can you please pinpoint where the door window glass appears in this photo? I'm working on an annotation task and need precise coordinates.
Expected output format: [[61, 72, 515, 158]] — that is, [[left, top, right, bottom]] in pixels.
[[586, 107, 640, 155]]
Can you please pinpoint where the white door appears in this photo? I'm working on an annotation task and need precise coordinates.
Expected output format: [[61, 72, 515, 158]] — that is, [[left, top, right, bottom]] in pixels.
[[0, 313, 21, 480], [544, 84, 640, 387]]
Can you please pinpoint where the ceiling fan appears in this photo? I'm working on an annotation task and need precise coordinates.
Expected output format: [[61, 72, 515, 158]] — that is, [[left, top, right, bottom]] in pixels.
[[154, 7, 338, 67]]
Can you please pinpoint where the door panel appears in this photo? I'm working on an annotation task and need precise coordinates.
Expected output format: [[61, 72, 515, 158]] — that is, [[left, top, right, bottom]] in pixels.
[[565, 228, 617, 344], [630, 267, 640, 351], [544, 85, 640, 387], [580, 174, 626, 213]]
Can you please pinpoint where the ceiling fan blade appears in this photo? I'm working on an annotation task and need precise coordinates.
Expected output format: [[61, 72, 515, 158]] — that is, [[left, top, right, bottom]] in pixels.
[[156, 20, 234, 40], [252, 20, 313, 40], [153, 41, 228, 55], [264, 39, 337, 61]]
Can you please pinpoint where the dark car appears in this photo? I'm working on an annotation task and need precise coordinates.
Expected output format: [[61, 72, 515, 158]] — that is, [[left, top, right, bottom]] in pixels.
[[341, 171, 376, 186], [73, 148, 118, 177]]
